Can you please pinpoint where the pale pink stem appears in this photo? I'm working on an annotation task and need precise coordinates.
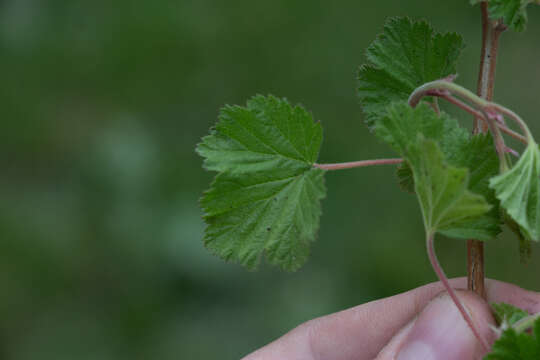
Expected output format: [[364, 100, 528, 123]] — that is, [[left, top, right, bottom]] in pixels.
[[314, 158, 403, 171], [426, 233, 490, 352], [505, 146, 519, 158], [438, 94, 527, 144]]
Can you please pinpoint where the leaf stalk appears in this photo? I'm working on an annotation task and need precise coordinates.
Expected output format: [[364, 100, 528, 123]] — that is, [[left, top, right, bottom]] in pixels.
[[313, 158, 403, 171], [408, 80, 534, 143], [426, 233, 490, 351]]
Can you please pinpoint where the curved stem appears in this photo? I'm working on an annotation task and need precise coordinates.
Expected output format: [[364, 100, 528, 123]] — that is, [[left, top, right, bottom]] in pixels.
[[512, 312, 540, 333], [313, 158, 403, 171], [426, 233, 490, 351], [409, 80, 489, 109], [482, 109, 510, 172], [488, 104, 534, 143], [498, 124, 528, 145], [439, 94, 527, 144], [409, 80, 534, 143]]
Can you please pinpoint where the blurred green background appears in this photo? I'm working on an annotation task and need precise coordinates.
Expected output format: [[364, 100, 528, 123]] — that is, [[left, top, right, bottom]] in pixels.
[[1, 1, 539, 359]]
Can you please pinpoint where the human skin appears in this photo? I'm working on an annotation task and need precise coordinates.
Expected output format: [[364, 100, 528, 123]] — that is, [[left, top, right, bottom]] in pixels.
[[242, 278, 540, 360]]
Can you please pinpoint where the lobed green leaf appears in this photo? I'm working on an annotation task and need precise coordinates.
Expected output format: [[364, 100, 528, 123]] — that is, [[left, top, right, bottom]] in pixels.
[[490, 142, 540, 242], [377, 102, 501, 239], [197, 95, 326, 271], [357, 17, 464, 128], [407, 137, 493, 237]]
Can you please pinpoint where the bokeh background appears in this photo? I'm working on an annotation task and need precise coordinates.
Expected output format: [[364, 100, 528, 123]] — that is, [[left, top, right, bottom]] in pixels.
[[1, 1, 539, 359]]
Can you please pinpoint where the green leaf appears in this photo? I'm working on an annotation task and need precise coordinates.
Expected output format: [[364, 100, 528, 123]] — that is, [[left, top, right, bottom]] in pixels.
[[492, 303, 529, 326], [397, 162, 415, 193], [407, 137, 493, 238], [377, 102, 501, 239], [357, 17, 464, 128], [484, 318, 540, 359], [197, 95, 326, 271], [377, 102, 466, 194], [198, 95, 322, 175], [472, 0, 539, 32], [438, 133, 502, 240], [375, 102, 469, 156], [490, 142, 540, 241]]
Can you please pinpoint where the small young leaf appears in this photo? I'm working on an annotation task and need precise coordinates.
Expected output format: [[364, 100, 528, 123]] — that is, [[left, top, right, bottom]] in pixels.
[[407, 137, 493, 238], [439, 133, 502, 240], [492, 303, 529, 326], [377, 103, 501, 239], [197, 95, 326, 271], [472, 0, 539, 32], [357, 17, 464, 128], [484, 318, 540, 359], [490, 142, 540, 241]]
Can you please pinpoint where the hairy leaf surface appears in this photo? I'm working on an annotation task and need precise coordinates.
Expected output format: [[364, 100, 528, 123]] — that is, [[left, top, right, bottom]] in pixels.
[[490, 142, 540, 241], [357, 17, 464, 128], [378, 103, 501, 239], [375, 102, 469, 155], [197, 95, 326, 271], [407, 138, 493, 238]]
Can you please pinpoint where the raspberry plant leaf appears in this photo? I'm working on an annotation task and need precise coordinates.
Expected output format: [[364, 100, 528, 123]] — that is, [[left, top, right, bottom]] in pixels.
[[490, 142, 540, 241], [198, 95, 323, 174], [374, 102, 469, 156], [197, 95, 326, 271], [377, 102, 501, 239], [406, 137, 494, 238], [471, 0, 540, 32], [492, 303, 529, 326], [441, 133, 502, 240], [357, 17, 464, 128], [484, 318, 540, 360]]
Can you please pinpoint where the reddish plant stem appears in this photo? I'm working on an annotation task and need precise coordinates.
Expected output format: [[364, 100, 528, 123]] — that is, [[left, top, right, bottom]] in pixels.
[[486, 28, 502, 102], [488, 103, 532, 141], [313, 158, 403, 171], [469, 2, 504, 299], [476, 3, 490, 99], [439, 94, 527, 144], [427, 234, 490, 351], [482, 109, 509, 172]]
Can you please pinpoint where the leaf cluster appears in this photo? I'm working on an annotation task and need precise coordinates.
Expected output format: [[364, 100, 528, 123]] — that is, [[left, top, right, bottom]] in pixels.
[[198, 13, 540, 271], [485, 317, 540, 359]]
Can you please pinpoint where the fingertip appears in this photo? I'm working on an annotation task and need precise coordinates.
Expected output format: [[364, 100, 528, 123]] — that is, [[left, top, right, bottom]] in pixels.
[[383, 291, 496, 360]]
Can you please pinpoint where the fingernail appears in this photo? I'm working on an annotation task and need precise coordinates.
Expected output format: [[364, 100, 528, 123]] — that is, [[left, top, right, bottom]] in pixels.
[[397, 295, 480, 360]]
